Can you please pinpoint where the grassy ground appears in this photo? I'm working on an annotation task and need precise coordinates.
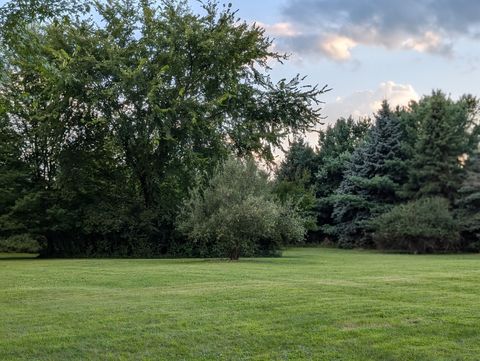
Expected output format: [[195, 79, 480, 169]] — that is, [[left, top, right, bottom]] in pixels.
[[1, 248, 479, 361]]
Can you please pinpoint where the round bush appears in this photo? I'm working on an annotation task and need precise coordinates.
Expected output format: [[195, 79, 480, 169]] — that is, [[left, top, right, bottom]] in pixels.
[[371, 197, 460, 253], [0, 234, 44, 253]]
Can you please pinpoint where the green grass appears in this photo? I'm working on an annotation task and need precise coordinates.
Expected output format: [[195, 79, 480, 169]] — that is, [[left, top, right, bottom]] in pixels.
[[0, 253, 38, 259], [1, 248, 480, 361]]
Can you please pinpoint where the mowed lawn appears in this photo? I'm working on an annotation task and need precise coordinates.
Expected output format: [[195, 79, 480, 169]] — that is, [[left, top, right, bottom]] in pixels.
[[1, 249, 480, 361]]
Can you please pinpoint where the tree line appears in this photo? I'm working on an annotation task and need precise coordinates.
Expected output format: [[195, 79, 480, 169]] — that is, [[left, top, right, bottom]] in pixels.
[[1, 0, 478, 258], [0, 0, 324, 258], [277, 95, 480, 253]]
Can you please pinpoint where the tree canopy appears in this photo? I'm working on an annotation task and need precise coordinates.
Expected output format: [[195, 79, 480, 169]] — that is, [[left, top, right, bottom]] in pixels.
[[0, 0, 325, 256], [1, 0, 479, 257]]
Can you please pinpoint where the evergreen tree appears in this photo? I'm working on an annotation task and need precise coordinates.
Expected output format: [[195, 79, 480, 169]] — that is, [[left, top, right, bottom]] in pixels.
[[455, 152, 480, 251], [406, 92, 480, 201], [277, 138, 317, 184], [331, 101, 409, 248], [275, 139, 318, 238], [315, 117, 371, 198], [314, 117, 370, 241]]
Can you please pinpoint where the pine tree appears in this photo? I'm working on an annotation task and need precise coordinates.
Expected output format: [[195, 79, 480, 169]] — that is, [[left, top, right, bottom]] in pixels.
[[406, 91, 479, 201], [277, 138, 317, 184], [315, 117, 370, 198], [275, 138, 318, 237], [314, 117, 370, 241], [331, 101, 409, 248]]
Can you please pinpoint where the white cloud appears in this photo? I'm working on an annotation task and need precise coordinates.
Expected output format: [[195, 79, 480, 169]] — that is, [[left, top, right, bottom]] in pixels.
[[279, 30, 452, 61], [279, 0, 480, 60], [257, 22, 299, 38], [319, 35, 357, 61], [274, 81, 419, 162], [321, 81, 419, 125], [401, 31, 448, 53]]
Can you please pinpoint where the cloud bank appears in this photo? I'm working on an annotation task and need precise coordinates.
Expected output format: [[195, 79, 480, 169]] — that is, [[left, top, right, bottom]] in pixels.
[[262, 0, 480, 60]]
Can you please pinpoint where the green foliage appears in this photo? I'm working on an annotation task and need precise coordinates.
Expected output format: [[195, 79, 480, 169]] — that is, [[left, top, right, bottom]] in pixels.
[[274, 177, 318, 235], [332, 101, 409, 248], [1, 0, 478, 257], [177, 157, 306, 259], [0, 234, 44, 253], [455, 153, 480, 251], [406, 91, 480, 200], [277, 138, 317, 184], [314, 117, 370, 241], [372, 197, 460, 253], [0, 0, 324, 257], [0, 109, 38, 248], [275, 138, 318, 236], [315, 117, 371, 198], [0, 117, 28, 214]]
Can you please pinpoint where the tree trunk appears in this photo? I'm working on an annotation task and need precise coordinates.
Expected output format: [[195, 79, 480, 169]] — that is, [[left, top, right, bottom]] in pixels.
[[138, 172, 153, 209], [229, 246, 240, 261]]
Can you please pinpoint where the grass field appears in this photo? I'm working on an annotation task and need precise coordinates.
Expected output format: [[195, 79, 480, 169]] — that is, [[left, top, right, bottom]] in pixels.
[[1, 248, 480, 361]]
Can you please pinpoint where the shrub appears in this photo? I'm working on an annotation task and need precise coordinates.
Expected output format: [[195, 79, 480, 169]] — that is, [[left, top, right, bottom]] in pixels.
[[0, 234, 45, 253], [177, 157, 306, 260], [371, 197, 460, 253], [457, 214, 480, 252]]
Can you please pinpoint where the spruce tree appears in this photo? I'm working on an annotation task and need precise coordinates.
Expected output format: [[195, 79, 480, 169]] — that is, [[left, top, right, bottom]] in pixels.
[[277, 138, 317, 184], [275, 138, 318, 237], [314, 117, 370, 240], [331, 101, 409, 248], [315, 117, 370, 198], [406, 92, 479, 201]]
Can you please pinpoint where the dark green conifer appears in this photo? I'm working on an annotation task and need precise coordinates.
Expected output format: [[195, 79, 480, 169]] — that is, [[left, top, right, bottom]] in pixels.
[[456, 152, 480, 251], [406, 91, 479, 201], [332, 101, 408, 248]]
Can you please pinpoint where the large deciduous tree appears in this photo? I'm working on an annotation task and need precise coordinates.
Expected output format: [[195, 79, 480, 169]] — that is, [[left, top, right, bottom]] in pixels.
[[0, 0, 325, 256]]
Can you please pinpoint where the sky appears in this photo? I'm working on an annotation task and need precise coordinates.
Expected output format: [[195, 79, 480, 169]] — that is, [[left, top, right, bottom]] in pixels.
[[2, 0, 480, 145], [227, 1, 480, 121]]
